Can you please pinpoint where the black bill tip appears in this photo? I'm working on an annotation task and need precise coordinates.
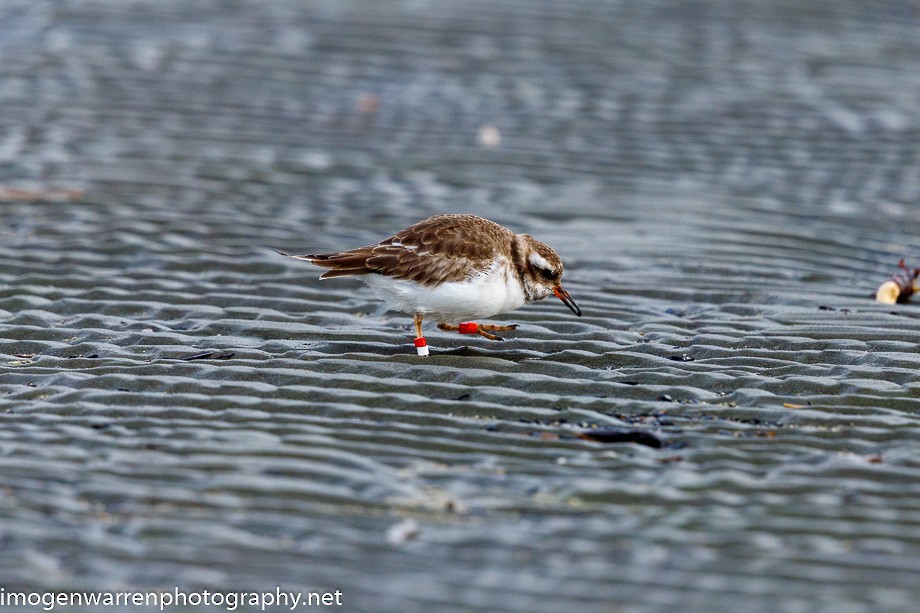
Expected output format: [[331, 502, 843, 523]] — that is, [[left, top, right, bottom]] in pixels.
[[553, 285, 582, 317]]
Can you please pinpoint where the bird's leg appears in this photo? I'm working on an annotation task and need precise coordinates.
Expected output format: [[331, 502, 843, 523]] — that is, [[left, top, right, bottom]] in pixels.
[[413, 313, 429, 356], [477, 323, 518, 332], [438, 322, 518, 342]]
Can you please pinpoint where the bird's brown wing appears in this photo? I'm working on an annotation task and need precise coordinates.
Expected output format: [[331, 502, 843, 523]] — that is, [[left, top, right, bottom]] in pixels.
[[280, 214, 514, 286]]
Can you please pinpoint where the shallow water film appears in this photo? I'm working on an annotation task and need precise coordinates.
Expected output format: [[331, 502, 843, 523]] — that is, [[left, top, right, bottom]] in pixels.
[[2, 1, 920, 611]]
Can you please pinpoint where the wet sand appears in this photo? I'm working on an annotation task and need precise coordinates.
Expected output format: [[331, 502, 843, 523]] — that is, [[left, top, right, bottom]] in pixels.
[[2, 1, 920, 611]]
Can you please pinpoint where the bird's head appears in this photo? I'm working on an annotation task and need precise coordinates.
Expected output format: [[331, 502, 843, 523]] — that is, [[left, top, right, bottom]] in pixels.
[[516, 235, 581, 317]]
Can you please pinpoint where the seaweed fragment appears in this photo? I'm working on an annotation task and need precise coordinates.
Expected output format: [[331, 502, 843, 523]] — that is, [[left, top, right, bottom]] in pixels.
[[577, 428, 663, 448]]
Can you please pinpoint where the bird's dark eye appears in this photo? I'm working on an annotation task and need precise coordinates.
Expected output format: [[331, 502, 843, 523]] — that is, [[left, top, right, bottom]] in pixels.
[[538, 267, 556, 281]]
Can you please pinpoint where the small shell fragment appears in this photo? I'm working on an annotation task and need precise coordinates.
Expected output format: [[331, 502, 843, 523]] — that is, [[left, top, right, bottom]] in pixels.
[[875, 259, 920, 304], [875, 280, 900, 304], [386, 518, 419, 545], [477, 124, 501, 148]]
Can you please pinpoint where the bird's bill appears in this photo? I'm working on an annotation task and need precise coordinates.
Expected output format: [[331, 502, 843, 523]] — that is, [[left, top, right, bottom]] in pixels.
[[553, 285, 582, 317]]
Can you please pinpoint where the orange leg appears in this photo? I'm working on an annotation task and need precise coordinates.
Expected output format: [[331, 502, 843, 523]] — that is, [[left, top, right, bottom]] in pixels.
[[477, 323, 518, 332], [438, 322, 518, 341], [413, 313, 430, 356]]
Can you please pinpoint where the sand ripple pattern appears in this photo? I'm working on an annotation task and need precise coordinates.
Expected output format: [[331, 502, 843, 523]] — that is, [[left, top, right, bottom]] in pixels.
[[2, 1, 920, 611]]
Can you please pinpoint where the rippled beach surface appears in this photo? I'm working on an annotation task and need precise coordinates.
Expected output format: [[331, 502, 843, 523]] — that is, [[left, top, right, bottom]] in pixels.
[[2, 1, 920, 611]]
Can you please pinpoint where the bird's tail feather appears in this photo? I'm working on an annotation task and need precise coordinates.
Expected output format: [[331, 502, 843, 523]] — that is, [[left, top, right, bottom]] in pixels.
[[273, 248, 372, 278]]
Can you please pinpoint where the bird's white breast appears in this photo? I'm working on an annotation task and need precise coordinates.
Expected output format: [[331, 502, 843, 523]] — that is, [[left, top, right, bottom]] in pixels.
[[362, 257, 527, 322]]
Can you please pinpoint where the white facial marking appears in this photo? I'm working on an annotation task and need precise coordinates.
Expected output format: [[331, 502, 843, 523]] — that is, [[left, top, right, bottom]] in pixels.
[[528, 252, 552, 273]]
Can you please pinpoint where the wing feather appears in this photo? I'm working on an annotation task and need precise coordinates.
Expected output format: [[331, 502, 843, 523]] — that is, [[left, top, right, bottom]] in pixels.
[[276, 215, 514, 286]]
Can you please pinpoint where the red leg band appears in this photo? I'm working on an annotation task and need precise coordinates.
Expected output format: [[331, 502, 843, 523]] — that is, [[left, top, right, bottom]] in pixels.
[[414, 337, 427, 347], [458, 322, 478, 334]]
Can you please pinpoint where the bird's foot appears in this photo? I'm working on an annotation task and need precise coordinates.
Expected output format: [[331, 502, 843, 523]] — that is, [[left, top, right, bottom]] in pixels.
[[438, 322, 518, 341]]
